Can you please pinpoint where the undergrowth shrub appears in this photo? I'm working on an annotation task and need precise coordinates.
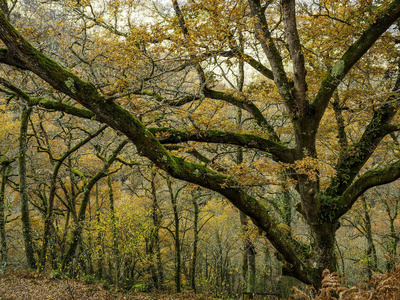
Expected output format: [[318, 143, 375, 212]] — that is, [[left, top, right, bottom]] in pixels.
[[289, 266, 400, 299]]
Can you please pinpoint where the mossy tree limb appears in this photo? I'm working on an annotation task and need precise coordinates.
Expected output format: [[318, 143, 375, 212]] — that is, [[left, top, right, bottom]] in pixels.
[[149, 127, 294, 163], [326, 66, 400, 202], [312, 0, 400, 129]]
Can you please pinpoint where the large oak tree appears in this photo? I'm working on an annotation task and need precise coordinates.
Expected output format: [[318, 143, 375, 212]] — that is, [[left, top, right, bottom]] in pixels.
[[1, 0, 400, 287]]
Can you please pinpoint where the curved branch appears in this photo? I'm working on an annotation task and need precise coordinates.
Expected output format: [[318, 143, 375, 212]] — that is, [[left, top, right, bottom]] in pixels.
[[248, 0, 295, 115], [0, 78, 96, 119], [127, 86, 280, 141], [238, 51, 274, 80], [282, 0, 307, 107], [29, 97, 96, 119], [125, 88, 201, 107], [204, 88, 280, 141], [338, 160, 400, 219], [149, 127, 294, 163], [326, 65, 400, 197], [312, 0, 400, 128]]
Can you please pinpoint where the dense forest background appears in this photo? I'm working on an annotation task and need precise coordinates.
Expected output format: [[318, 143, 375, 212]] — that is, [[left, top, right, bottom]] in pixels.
[[1, 0, 400, 298]]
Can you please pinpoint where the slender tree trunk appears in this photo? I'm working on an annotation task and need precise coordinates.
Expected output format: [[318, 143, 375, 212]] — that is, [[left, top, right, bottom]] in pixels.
[[387, 230, 399, 272], [107, 174, 120, 284], [166, 176, 182, 293], [281, 185, 292, 227], [0, 160, 11, 270], [380, 193, 400, 272], [95, 182, 104, 279], [19, 103, 36, 269], [189, 192, 199, 292], [155, 235, 164, 288], [38, 159, 66, 271], [240, 212, 256, 294], [242, 250, 248, 293], [150, 171, 164, 289], [61, 140, 127, 271], [386, 217, 399, 272], [361, 197, 377, 278], [49, 224, 58, 270], [39, 126, 105, 272], [262, 247, 271, 292]]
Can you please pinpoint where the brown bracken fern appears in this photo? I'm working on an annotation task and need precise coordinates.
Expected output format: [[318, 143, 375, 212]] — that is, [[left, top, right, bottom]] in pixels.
[[290, 265, 400, 299]]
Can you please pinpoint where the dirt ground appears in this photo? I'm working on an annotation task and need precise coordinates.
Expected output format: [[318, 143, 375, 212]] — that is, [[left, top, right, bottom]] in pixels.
[[0, 270, 210, 300]]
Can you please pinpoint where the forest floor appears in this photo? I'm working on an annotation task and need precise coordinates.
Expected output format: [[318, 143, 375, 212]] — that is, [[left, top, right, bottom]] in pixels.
[[0, 270, 212, 300], [2, 268, 400, 299]]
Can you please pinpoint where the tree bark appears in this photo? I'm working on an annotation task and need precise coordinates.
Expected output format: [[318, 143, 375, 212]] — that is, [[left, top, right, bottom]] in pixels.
[[189, 192, 199, 292], [240, 212, 256, 294], [167, 176, 182, 293], [19, 103, 36, 269], [107, 174, 120, 284], [361, 197, 378, 279], [0, 158, 11, 270]]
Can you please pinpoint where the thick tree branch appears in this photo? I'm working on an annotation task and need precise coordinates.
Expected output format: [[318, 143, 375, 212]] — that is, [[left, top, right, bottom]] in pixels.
[[0, 77, 96, 119], [0, 47, 27, 70], [204, 88, 279, 141], [325, 65, 400, 198], [149, 127, 295, 163], [338, 160, 400, 219], [281, 0, 307, 110], [312, 0, 400, 128], [248, 0, 296, 116], [326, 108, 398, 198]]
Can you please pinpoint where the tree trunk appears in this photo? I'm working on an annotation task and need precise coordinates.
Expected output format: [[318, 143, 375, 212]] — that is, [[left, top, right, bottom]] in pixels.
[[19, 103, 36, 269], [107, 174, 120, 284], [386, 215, 399, 272], [0, 159, 11, 270], [150, 173, 164, 289], [240, 212, 256, 294], [39, 126, 105, 272], [61, 141, 127, 271], [167, 177, 182, 293], [95, 182, 104, 279], [361, 197, 378, 278], [189, 192, 199, 292]]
